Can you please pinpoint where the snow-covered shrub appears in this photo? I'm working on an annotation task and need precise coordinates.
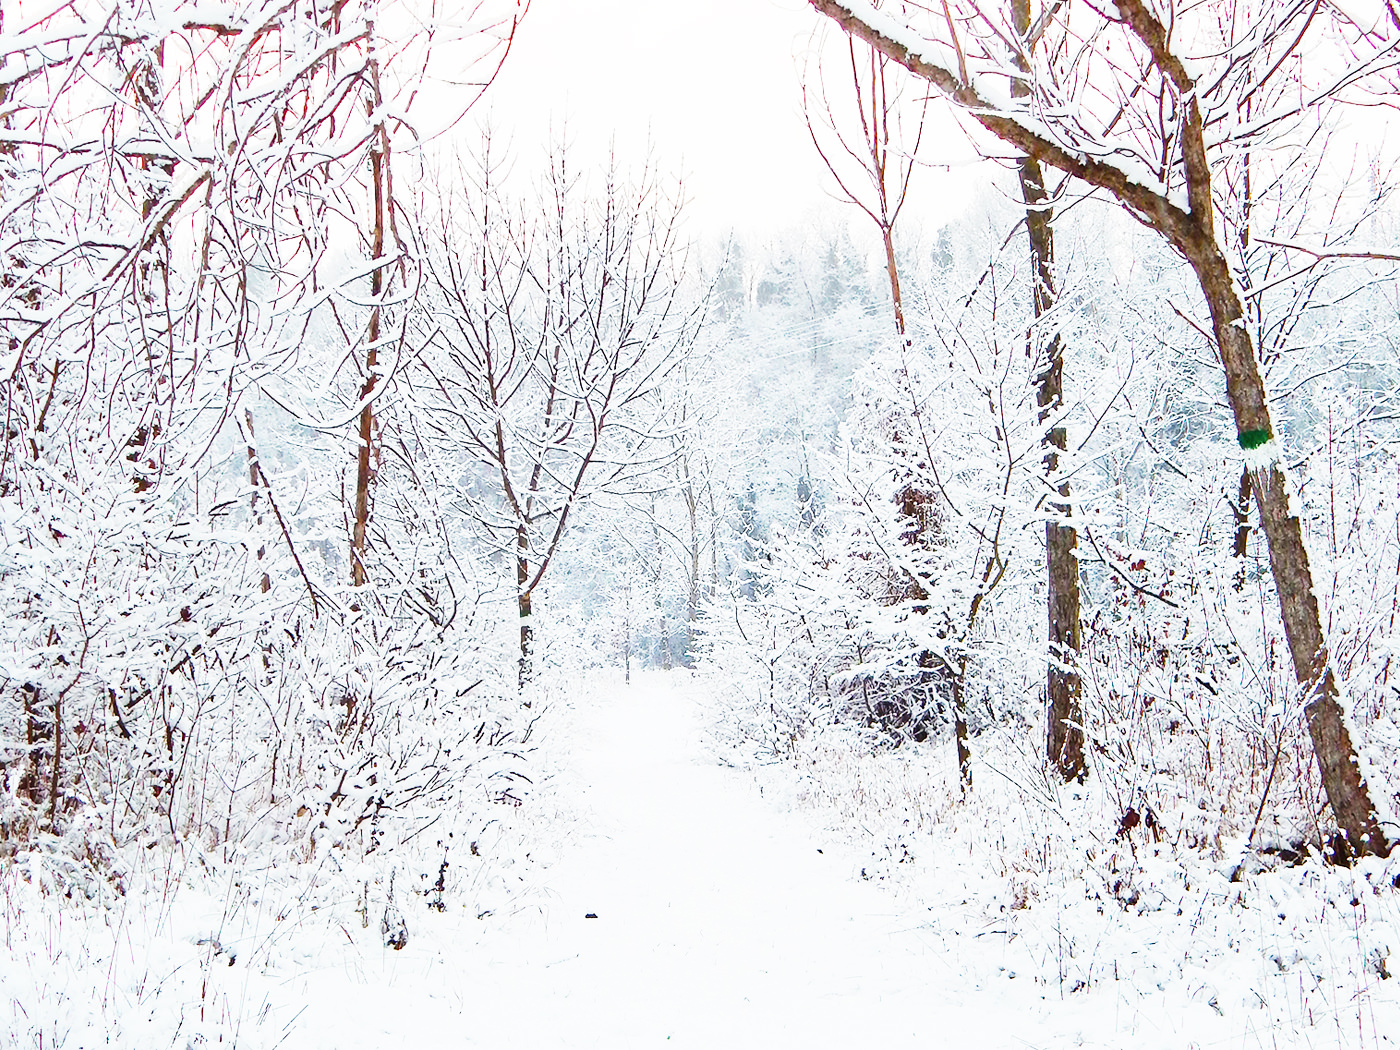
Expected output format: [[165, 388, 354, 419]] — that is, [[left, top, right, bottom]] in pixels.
[[0, 431, 536, 899], [699, 228, 1051, 764], [0, 0, 541, 916]]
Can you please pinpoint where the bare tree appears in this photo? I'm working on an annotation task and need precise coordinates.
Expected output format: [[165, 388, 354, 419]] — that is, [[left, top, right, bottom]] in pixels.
[[0, 0, 524, 850], [414, 142, 702, 687], [805, 0, 1082, 783], [0, 0, 525, 579], [804, 3, 970, 770], [807, 0, 1398, 857], [802, 14, 928, 336]]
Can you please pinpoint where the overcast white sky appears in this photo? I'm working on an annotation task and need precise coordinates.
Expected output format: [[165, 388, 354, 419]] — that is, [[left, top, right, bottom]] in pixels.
[[481, 0, 981, 241]]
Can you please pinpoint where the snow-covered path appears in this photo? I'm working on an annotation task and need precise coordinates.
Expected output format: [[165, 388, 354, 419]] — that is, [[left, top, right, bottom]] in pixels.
[[288, 674, 1038, 1049], [461, 676, 966, 1048], [273, 673, 1244, 1050], [27, 669, 1279, 1050]]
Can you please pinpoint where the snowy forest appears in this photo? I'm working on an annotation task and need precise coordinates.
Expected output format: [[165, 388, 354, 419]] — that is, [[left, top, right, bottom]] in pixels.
[[3, 0, 1400, 1046]]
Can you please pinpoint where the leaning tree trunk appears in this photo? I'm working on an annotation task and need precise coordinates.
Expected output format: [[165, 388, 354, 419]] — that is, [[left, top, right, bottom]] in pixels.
[[1189, 238, 1388, 859], [1147, 0, 1389, 857], [1013, 0, 1083, 782]]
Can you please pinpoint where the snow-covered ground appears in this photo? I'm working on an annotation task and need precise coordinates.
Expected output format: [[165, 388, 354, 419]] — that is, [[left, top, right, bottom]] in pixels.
[[4, 670, 1399, 1048]]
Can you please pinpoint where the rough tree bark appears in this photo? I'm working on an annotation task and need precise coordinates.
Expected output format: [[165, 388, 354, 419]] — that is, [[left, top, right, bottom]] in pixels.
[[808, 0, 1391, 857], [1010, 0, 1083, 782]]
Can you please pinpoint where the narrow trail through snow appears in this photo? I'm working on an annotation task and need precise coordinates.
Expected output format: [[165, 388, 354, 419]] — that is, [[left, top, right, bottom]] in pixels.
[[486, 675, 965, 1046], [286, 676, 1096, 1048]]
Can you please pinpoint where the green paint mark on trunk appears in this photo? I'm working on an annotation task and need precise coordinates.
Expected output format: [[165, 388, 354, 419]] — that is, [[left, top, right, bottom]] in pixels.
[[1239, 429, 1271, 450]]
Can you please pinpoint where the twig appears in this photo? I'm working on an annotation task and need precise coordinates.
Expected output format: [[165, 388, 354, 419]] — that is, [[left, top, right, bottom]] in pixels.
[[1246, 728, 1287, 850], [1253, 236, 1400, 263], [242, 427, 324, 618], [1081, 525, 1180, 608]]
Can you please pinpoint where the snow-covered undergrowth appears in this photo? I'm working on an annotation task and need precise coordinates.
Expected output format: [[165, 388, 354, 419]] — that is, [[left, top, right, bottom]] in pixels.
[[0, 668, 578, 1050], [4, 661, 1398, 1050], [711, 697, 1400, 1048]]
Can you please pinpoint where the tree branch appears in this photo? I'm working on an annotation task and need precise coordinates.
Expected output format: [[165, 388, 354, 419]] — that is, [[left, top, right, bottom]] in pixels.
[[806, 0, 1199, 250]]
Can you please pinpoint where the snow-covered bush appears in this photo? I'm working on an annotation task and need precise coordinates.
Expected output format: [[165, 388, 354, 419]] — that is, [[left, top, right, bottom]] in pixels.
[[0, 0, 538, 910], [699, 219, 1052, 766]]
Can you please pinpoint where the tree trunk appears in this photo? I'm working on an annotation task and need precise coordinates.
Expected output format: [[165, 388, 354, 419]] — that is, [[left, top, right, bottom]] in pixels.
[[48, 684, 61, 833], [1012, 0, 1083, 782], [684, 457, 701, 667], [20, 682, 44, 805], [351, 139, 385, 589], [807, 0, 1391, 861], [708, 473, 720, 606], [952, 665, 972, 792], [517, 524, 533, 689], [1232, 467, 1252, 590], [1024, 201, 1086, 784], [652, 501, 672, 671], [244, 409, 271, 594], [1125, 0, 1386, 857], [1044, 458, 1084, 780], [1188, 235, 1387, 859], [881, 223, 906, 337], [623, 579, 632, 685]]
